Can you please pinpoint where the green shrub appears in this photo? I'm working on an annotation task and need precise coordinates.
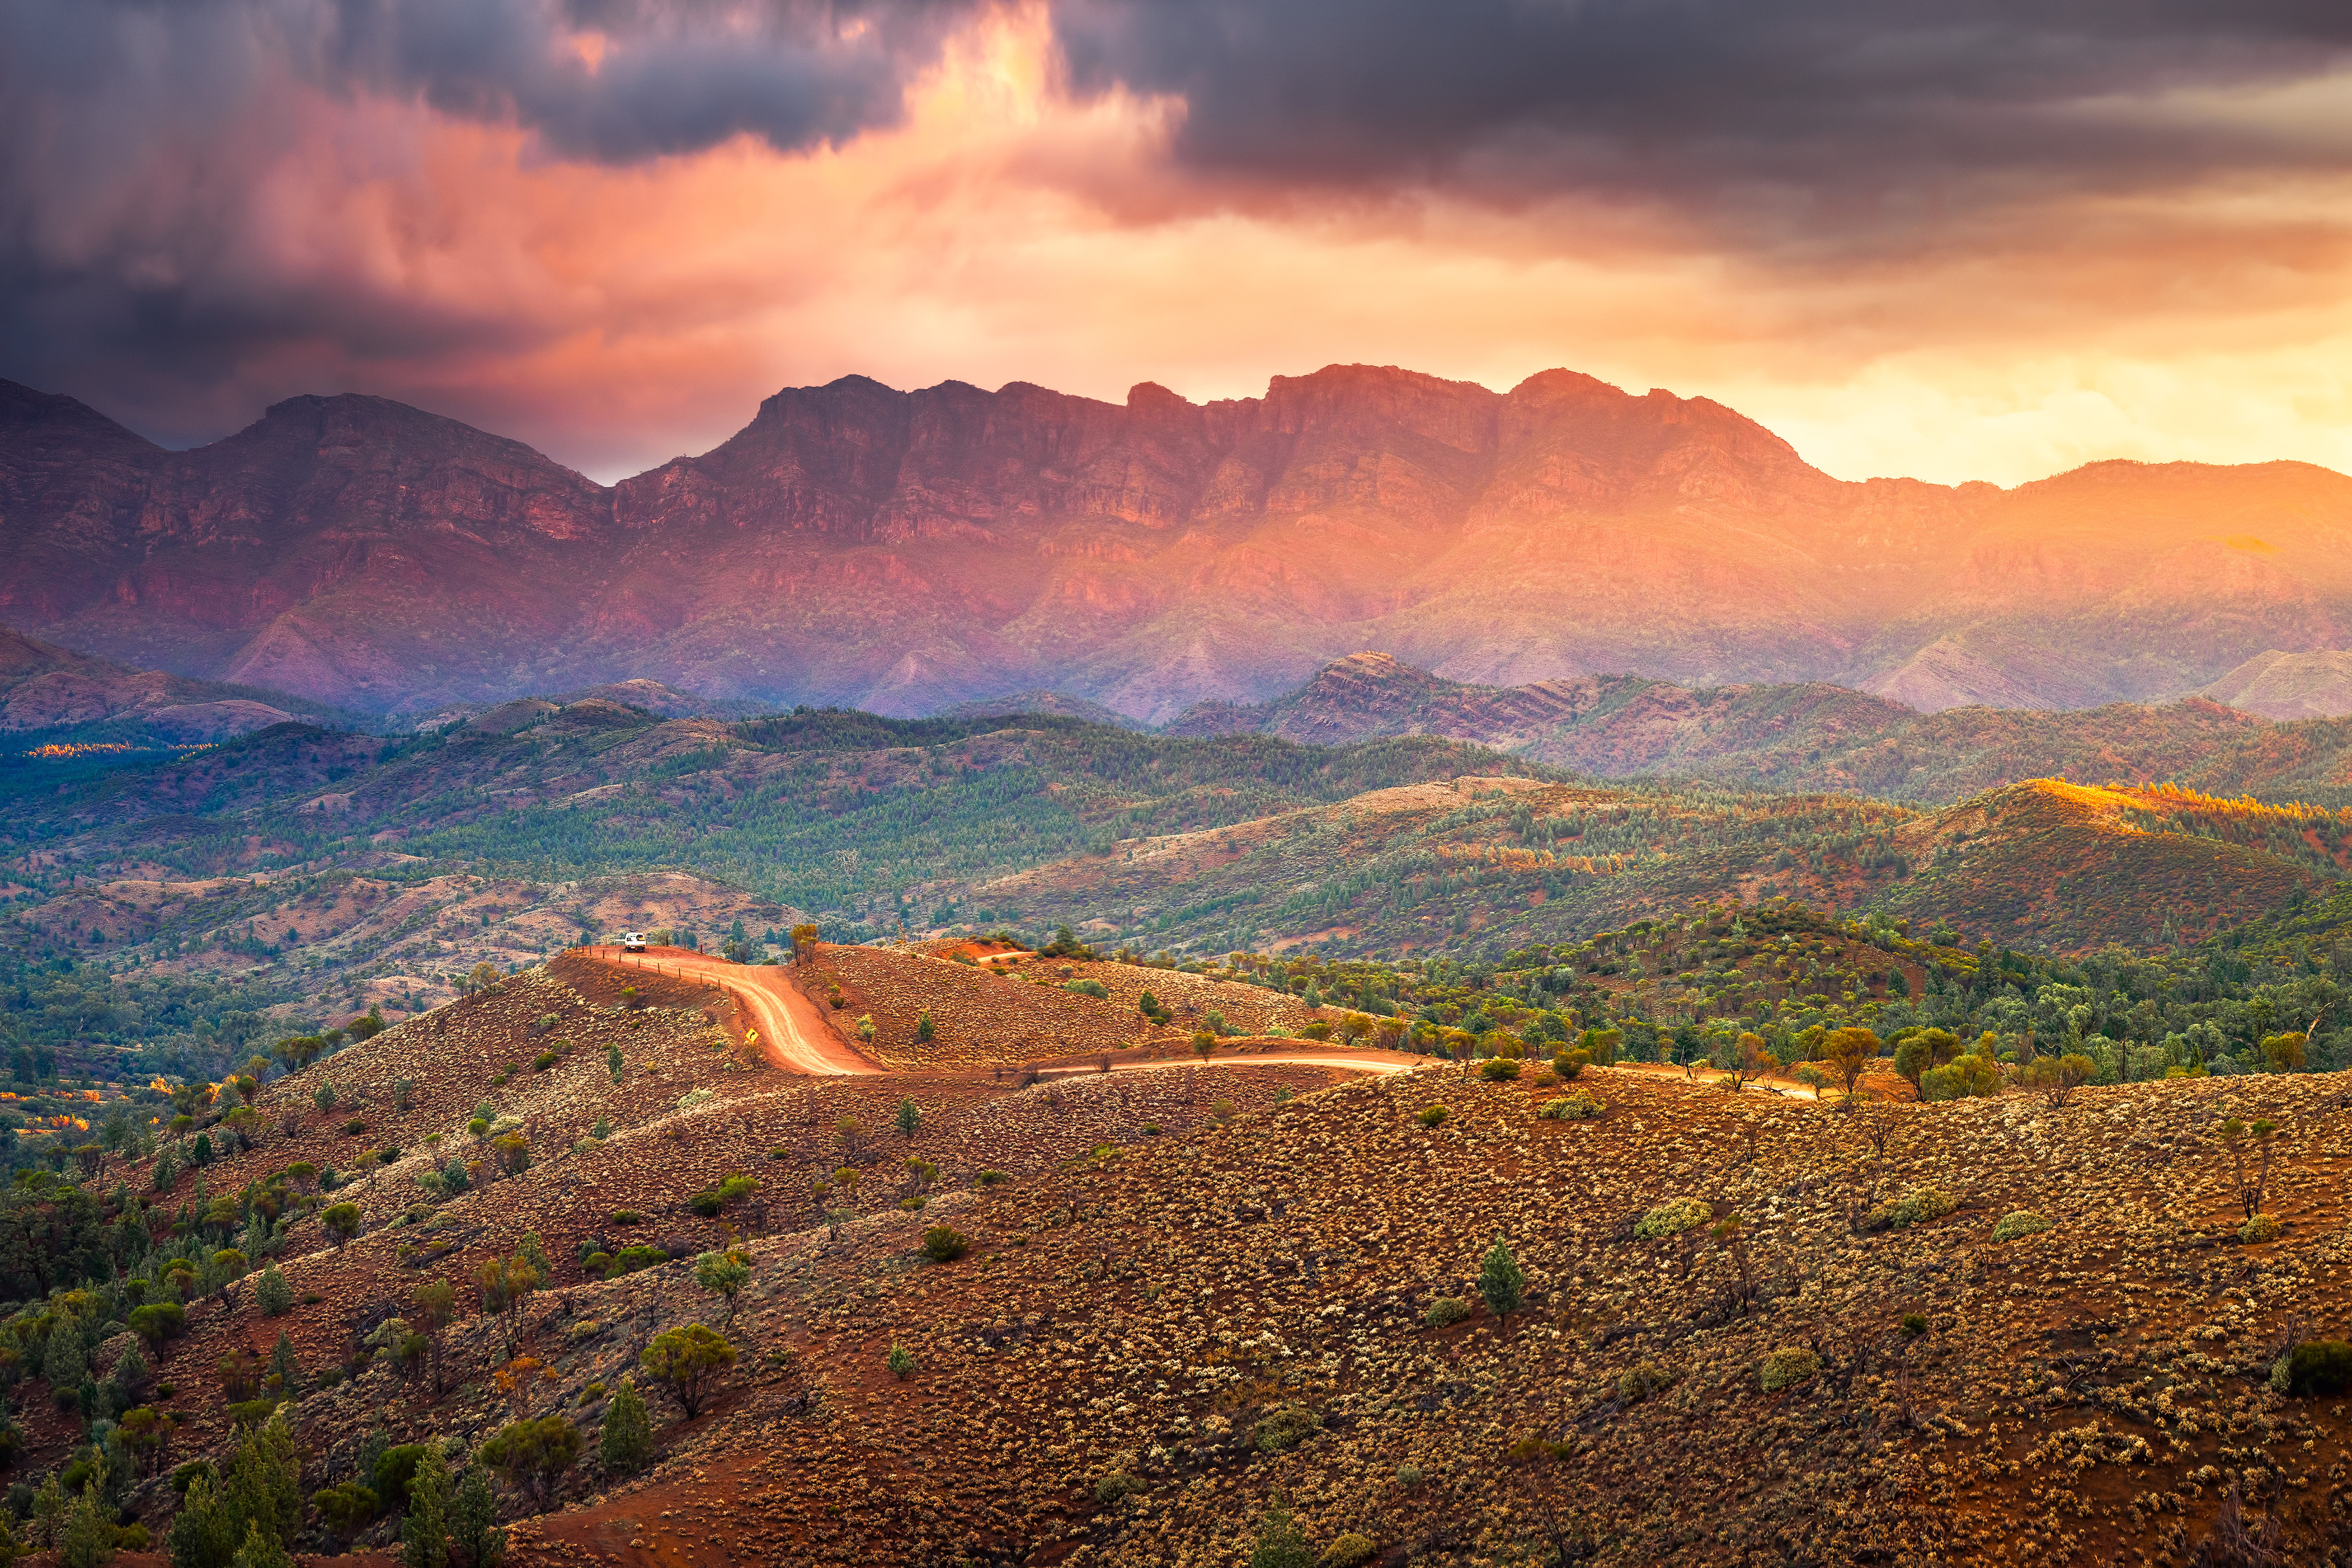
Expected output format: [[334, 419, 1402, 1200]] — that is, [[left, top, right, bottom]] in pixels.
[[2273, 1340, 2352, 1397], [1479, 1058, 1522, 1082], [1536, 1093, 1603, 1121], [128, 1302, 187, 1346], [886, 1345, 915, 1379], [1093, 1471, 1140, 1506], [609, 1209, 645, 1225], [1062, 978, 1109, 999], [533, 1052, 559, 1071], [1616, 1362, 1673, 1404], [1422, 1297, 1471, 1329], [1415, 1105, 1450, 1128], [688, 1191, 724, 1218], [612, 1246, 668, 1276], [1760, 1346, 1820, 1392], [1991, 1210, 2050, 1242], [1863, 1187, 1956, 1232], [1919, 1054, 1999, 1101], [1255, 1403, 1322, 1452], [2241, 1212, 2284, 1243], [310, 1482, 378, 1535], [373, 1443, 430, 1511], [921, 1226, 968, 1263], [1900, 1313, 1930, 1338], [1319, 1533, 1378, 1568], [977, 1170, 1008, 1185], [1635, 1197, 1710, 1239]]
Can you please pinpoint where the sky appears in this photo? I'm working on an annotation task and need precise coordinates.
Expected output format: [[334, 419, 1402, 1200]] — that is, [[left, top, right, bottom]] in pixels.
[[7, 1, 2352, 487]]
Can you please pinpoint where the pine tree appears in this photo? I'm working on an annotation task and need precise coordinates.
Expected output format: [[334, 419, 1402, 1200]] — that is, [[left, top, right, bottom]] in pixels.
[[59, 1465, 116, 1568], [599, 1378, 652, 1476], [1478, 1233, 1526, 1335], [108, 1340, 148, 1404], [1249, 1498, 1313, 1568], [517, 1232, 552, 1286], [268, 1332, 302, 1396], [254, 1265, 293, 1318], [606, 1044, 624, 1085], [229, 1520, 289, 1568], [224, 1413, 302, 1553], [400, 1447, 449, 1568], [895, 1098, 921, 1141], [43, 1321, 86, 1392], [451, 1464, 505, 1568], [169, 1473, 235, 1568]]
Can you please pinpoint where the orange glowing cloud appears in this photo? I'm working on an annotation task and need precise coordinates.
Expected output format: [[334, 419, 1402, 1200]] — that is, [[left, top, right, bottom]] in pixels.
[[12, 4, 2352, 489]]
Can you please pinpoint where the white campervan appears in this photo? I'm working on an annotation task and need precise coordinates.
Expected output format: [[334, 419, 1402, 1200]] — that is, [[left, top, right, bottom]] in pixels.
[[621, 931, 647, 952]]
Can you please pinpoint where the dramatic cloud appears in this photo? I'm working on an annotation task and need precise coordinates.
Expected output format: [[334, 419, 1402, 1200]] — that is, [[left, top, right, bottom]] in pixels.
[[1059, 3, 2352, 215], [6, 0, 2352, 486]]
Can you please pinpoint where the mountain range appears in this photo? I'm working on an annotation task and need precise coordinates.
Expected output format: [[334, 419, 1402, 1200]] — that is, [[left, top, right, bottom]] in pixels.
[[8, 365, 2352, 720]]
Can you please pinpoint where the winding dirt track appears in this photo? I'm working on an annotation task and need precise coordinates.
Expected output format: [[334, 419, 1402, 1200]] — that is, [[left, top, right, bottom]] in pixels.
[[586, 947, 878, 1075], [578, 948, 1430, 1081]]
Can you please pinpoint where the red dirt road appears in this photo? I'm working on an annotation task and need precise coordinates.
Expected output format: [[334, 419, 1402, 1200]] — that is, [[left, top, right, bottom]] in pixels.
[[584, 947, 877, 1076]]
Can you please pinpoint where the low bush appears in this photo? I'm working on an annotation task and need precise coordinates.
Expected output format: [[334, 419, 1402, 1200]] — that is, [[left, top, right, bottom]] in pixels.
[[2273, 1340, 2352, 1397], [921, 1226, 968, 1263], [2241, 1212, 2284, 1243], [1863, 1187, 1957, 1232], [1478, 1058, 1522, 1082], [886, 1345, 915, 1379], [1319, 1533, 1378, 1568], [1255, 1403, 1322, 1453], [1536, 1093, 1603, 1120], [1422, 1297, 1471, 1329], [1991, 1211, 2051, 1242], [1900, 1313, 1930, 1338], [1616, 1362, 1673, 1404], [1093, 1471, 1140, 1506], [609, 1209, 645, 1225], [977, 1170, 1008, 1185], [1760, 1346, 1821, 1392], [1062, 978, 1110, 999], [1635, 1197, 1711, 1239], [1416, 1105, 1450, 1128], [533, 1052, 559, 1071]]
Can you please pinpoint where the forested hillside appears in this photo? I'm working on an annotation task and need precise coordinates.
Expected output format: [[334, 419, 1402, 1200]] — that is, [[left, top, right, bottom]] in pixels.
[[5, 693, 2346, 1090]]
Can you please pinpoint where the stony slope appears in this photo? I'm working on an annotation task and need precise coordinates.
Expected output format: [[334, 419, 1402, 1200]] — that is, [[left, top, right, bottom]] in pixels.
[[61, 958, 2352, 1568], [9, 366, 2352, 718]]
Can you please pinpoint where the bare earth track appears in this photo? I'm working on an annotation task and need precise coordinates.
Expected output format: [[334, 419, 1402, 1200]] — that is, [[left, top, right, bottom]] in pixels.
[[587, 945, 878, 1075]]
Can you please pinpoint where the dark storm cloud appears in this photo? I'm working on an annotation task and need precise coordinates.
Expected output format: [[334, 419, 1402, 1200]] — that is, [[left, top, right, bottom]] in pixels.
[[0, 0, 977, 443], [305, 0, 971, 161], [1055, 1, 2352, 220]]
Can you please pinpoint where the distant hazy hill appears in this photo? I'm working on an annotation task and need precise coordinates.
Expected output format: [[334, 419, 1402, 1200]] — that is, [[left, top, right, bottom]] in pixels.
[[2203, 649, 2352, 720], [9, 366, 2352, 720], [0, 623, 348, 747], [1172, 650, 2352, 805]]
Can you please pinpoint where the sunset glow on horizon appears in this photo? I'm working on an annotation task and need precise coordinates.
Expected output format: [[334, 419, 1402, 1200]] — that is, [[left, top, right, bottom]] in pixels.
[[9, 2, 2352, 488]]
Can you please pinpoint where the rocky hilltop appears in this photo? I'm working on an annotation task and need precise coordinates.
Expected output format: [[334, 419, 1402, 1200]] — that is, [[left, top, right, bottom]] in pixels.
[[1172, 650, 2352, 804], [7, 366, 2352, 718]]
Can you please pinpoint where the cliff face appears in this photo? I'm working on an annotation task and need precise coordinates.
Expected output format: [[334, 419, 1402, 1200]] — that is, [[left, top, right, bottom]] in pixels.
[[6, 365, 2352, 717]]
